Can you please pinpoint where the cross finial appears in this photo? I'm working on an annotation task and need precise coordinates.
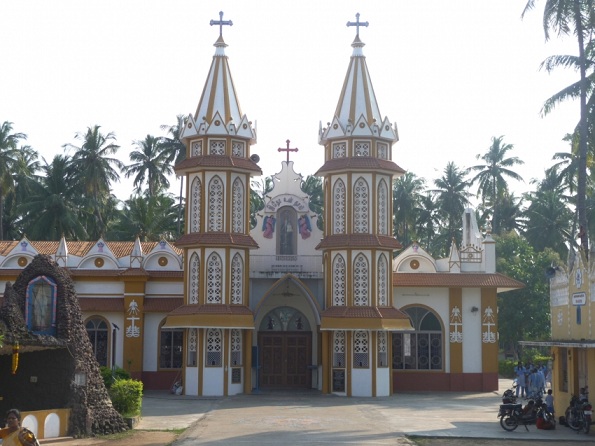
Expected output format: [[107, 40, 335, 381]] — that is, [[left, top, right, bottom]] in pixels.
[[210, 11, 233, 37], [346, 13, 369, 37], [278, 139, 299, 163]]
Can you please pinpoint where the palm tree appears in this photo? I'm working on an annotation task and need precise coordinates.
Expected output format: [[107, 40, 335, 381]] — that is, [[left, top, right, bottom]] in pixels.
[[124, 135, 173, 197], [467, 136, 524, 234], [300, 175, 324, 229], [431, 161, 471, 253], [393, 172, 425, 246], [415, 193, 440, 255], [63, 125, 124, 239], [522, 0, 595, 255], [250, 176, 274, 229], [18, 155, 88, 240], [161, 115, 187, 235], [108, 192, 179, 241], [0, 121, 26, 239]]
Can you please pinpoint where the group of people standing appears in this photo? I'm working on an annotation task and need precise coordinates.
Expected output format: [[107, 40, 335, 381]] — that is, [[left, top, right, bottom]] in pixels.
[[514, 361, 551, 399]]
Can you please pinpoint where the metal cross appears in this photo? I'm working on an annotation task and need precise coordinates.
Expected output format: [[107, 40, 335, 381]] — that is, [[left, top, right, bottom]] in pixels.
[[210, 11, 233, 37], [346, 13, 369, 37], [278, 140, 298, 162]]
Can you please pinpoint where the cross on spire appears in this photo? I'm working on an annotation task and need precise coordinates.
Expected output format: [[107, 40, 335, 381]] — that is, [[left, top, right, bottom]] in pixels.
[[346, 13, 369, 37], [278, 139, 298, 163], [210, 11, 233, 37]]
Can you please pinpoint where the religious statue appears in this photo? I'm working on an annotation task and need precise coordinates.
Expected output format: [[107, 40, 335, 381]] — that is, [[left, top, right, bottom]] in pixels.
[[262, 216, 276, 239], [298, 215, 311, 239]]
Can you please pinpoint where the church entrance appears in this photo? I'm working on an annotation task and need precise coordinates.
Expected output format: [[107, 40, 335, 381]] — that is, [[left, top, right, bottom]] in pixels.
[[258, 332, 312, 388], [257, 306, 312, 389]]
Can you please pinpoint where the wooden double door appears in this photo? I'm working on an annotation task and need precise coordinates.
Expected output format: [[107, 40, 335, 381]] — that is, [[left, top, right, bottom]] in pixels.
[[258, 332, 312, 389]]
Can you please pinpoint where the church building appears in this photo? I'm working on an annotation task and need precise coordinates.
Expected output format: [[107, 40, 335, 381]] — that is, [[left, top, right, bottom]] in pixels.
[[0, 13, 523, 398]]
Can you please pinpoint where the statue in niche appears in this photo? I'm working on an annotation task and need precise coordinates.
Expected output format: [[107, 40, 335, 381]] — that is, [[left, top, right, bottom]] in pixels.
[[31, 279, 53, 332], [279, 211, 295, 255], [298, 215, 311, 239]]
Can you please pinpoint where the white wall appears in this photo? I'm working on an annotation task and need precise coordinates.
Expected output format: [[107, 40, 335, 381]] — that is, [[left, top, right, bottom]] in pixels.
[[142, 313, 164, 372], [462, 289, 482, 372]]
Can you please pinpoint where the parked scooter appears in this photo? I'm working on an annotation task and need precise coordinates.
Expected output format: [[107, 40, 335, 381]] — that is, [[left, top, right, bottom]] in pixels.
[[498, 387, 549, 431]]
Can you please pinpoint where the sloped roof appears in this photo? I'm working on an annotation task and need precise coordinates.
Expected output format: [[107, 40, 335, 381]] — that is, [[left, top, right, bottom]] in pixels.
[[393, 272, 524, 292]]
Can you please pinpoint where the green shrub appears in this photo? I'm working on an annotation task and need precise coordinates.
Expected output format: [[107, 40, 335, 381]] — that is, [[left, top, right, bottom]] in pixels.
[[100, 366, 131, 389], [109, 379, 143, 417], [499, 359, 516, 378]]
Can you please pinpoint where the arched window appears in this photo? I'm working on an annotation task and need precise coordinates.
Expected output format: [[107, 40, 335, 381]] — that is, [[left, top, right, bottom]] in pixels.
[[377, 254, 388, 306], [353, 330, 369, 368], [206, 252, 223, 304], [190, 177, 201, 233], [392, 307, 443, 370], [353, 254, 369, 306], [189, 252, 200, 304], [277, 206, 297, 255], [332, 179, 346, 234], [26, 276, 57, 335], [206, 328, 222, 367], [160, 321, 183, 369], [332, 254, 346, 306], [208, 176, 224, 231], [231, 177, 244, 233], [230, 329, 242, 366], [377, 179, 388, 235], [353, 177, 369, 233], [230, 253, 243, 305], [86, 317, 109, 367]]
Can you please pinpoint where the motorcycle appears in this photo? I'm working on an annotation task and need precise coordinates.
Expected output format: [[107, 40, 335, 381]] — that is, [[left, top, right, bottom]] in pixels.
[[498, 388, 548, 431], [565, 394, 592, 434]]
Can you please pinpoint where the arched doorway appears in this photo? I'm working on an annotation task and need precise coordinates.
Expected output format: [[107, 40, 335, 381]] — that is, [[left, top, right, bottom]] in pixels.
[[258, 306, 312, 389]]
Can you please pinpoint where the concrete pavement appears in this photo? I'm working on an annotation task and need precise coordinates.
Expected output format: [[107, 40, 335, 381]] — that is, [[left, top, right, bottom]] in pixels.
[[44, 379, 595, 445]]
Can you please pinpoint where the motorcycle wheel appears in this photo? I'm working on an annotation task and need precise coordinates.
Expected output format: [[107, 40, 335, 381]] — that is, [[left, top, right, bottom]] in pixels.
[[566, 408, 581, 430], [584, 416, 591, 434], [500, 415, 519, 431]]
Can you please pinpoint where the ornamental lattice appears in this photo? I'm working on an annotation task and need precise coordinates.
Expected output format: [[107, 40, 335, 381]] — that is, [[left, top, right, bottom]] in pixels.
[[189, 253, 200, 304], [206, 328, 222, 367], [377, 142, 388, 159], [210, 140, 225, 155], [377, 179, 388, 235], [353, 330, 369, 368], [377, 331, 388, 367], [354, 141, 370, 156], [333, 142, 346, 158], [353, 177, 369, 233], [188, 328, 197, 352], [353, 254, 369, 306], [208, 176, 224, 231], [191, 140, 202, 157], [231, 178, 244, 233], [333, 179, 346, 234], [230, 253, 243, 305], [230, 329, 242, 366], [190, 177, 201, 233], [206, 252, 223, 304], [332, 254, 346, 306], [232, 141, 244, 157], [333, 330, 345, 367], [377, 254, 388, 306]]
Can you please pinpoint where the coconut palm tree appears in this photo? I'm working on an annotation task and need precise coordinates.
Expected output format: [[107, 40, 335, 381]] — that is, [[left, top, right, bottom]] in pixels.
[[18, 155, 88, 240], [522, 0, 595, 255], [161, 115, 187, 235], [467, 136, 524, 234], [63, 125, 124, 239], [431, 161, 471, 253], [0, 121, 26, 239], [124, 135, 173, 197], [393, 172, 425, 246]]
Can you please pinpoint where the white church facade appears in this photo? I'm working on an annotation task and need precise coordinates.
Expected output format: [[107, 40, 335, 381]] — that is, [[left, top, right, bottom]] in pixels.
[[0, 13, 523, 397]]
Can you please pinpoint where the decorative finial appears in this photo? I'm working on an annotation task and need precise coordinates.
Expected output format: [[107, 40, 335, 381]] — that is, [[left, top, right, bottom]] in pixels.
[[210, 11, 233, 38], [346, 13, 369, 37]]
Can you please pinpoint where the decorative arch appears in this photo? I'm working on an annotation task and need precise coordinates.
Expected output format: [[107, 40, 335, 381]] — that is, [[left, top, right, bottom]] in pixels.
[[231, 177, 245, 233], [353, 253, 369, 306], [189, 252, 200, 304], [26, 275, 57, 335], [332, 179, 346, 234], [190, 177, 201, 233], [259, 306, 311, 331], [332, 254, 346, 306], [230, 252, 243, 305], [206, 252, 223, 304], [208, 175, 224, 231], [277, 206, 297, 255], [392, 305, 443, 371], [353, 177, 369, 233], [377, 179, 388, 235], [377, 253, 388, 306]]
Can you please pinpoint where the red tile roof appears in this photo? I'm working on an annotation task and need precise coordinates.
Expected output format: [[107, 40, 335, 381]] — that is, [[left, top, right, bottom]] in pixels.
[[315, 157, 406, 175], [175, 155, 261, 174], [393, 272, 524, 291], [316, 234, 401, 250], [175, 233, 259, 249], [321, 306, 410, 319]]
